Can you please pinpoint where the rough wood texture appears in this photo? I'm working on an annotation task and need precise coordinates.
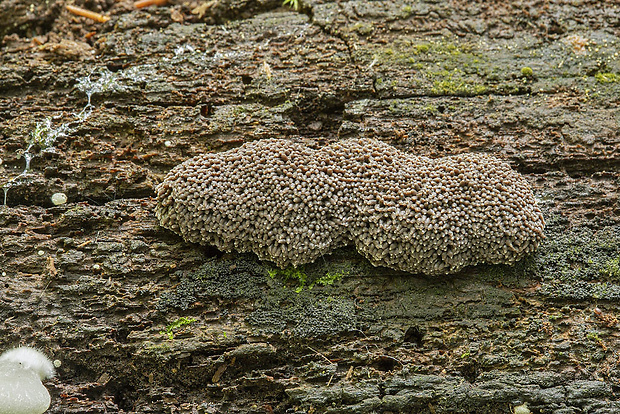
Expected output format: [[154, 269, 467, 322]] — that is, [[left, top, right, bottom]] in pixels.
[[0, 1, 619, 413]]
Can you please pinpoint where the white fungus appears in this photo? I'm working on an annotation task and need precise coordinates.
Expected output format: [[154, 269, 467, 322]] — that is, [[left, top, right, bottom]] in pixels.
[[0, 347, 55, 414], [513, 402, 531, 414], [156, 139, 545, 275], [51, 193, 67, 206]]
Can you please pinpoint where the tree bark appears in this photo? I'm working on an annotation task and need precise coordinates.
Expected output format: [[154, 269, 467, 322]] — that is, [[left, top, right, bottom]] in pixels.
[[0, 0, 619, 413]]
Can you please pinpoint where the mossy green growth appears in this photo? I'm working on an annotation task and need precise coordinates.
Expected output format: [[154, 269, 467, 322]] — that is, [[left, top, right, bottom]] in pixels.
[[156, 256, 359, 339], [432, 78, 487, 96], [160, 317, 197, 340], [282, 0, 299, 11], [141, 343, 174, 362], [268, 266, 346, 293], [602, 257, 620, 281], [520, 66, 534, 77], [368, 38, 479, 70], [538, 221, 620, 283], [430, 69, 487, 96], [314, 272, 346, 288], [414, 44, 430, 54], [424, 104, 438, 113], [349, 22, 374, 36], [268, 267, 308, 293], [535, 217, 620, 300], [401, 5, 414, 17], [594, 72, 619, 83]]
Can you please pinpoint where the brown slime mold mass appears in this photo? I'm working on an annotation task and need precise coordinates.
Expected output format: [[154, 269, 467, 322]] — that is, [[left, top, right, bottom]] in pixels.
[[156, 139, 544, 275]]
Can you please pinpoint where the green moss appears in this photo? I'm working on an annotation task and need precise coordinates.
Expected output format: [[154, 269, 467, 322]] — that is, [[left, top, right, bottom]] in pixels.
[[432, 79, 487, 95], [585, 332, 606, 350], [315, 271, 346, 287], [268, 266, 346, 292], [368, 38, 479, 70], [268, 266, 308, 293], [595, 72, 619, 83], [160, 317, 197, 340], [548, 313, 563, 321], [142, 343, 172, 356], [349, 22, 374, 36], [520, 66, 534, 77], [602, 257, 620, 281], [282, 0, 299, 11], [538, 221, 620, 282], [414, 44, 430, 54], [401, 5, 413, 17], [535, 218, 620, 300], [155, 254, 362, 339], [430, 69, 487, 96]]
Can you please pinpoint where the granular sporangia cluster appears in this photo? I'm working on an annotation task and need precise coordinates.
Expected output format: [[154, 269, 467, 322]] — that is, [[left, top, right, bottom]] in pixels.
[[156, 139, 544, 275]]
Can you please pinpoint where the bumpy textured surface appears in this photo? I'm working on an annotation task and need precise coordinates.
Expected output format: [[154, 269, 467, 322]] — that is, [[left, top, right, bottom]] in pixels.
[[156, 139, 545, 275]]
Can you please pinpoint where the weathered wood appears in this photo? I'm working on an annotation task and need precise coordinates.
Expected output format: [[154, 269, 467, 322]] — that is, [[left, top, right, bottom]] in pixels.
[[1, 0, 619, 413]]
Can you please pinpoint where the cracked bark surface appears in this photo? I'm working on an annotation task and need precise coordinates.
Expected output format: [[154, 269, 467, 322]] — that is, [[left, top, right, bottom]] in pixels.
[[0, 0, 619, 413]]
